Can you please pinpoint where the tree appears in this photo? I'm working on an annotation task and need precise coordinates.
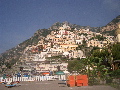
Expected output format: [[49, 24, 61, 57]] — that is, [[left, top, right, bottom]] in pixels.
[[111, 43, 120, 60], [91, 47, 112, 70], [90, 46, 100, 54], [95, 35, 106, 41], [67, 60, 86, 74]]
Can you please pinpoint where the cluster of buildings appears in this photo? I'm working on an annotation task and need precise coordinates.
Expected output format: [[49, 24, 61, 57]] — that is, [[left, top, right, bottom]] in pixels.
[[20, 23, 116, 73]]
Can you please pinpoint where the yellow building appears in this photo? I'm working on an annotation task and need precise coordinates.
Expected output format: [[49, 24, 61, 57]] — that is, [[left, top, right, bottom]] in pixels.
[[87, 40, 104, 48], [60, 44, 78, 52]]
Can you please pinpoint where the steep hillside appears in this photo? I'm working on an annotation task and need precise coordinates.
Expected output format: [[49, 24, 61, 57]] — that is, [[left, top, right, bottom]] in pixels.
[[0, 29, 51, 72], [101, 15, 120, 36], [0, 15, 119, 72]]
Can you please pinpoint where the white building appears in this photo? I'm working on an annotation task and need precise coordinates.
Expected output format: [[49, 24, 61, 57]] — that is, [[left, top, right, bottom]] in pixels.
[[36, 63, 68, 73]]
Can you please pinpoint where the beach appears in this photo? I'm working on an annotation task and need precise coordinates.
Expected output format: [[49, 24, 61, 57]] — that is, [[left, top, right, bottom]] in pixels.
[[0, 80, 118, 90]]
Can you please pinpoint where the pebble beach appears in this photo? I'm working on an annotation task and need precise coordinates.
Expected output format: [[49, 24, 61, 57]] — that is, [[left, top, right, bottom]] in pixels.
[[0, 80, 118, 90]]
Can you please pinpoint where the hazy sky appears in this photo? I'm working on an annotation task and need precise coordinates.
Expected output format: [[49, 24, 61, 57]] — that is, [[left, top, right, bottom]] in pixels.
[[0, 0, 120, 54]]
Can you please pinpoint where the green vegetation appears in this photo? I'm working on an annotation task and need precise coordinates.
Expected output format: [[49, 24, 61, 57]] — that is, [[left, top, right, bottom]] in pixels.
[[111, 43, 120, 60], [68, 43, 120, 87], [38, 29, 52, 37], [46, 55, 68, 62], [89, 35, 106, 41], [111, 69, 120, 78], [102, 30, 116, 36], [67, 60, 86, 73], [78, 33, 88, 36]]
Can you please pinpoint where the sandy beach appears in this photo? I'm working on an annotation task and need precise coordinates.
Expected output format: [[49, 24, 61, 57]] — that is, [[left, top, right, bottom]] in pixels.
[[0, 80, 118, 90]]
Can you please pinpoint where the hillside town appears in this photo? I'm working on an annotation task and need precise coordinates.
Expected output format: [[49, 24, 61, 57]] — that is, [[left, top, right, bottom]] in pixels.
[[0, 20, 120, 89], [19, 23, 119, 74], [1, 0, 120, 89]]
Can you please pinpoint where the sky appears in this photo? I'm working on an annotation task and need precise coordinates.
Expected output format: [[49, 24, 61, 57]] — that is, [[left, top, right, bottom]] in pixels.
[[0, 0, 120, 54]]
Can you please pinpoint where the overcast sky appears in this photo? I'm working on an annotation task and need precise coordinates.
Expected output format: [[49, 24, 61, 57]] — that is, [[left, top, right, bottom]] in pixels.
[[0, 0, 120, 54]]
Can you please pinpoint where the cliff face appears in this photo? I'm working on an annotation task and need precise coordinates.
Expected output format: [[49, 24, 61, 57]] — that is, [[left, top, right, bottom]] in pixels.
[[100, 15, 120, 35]]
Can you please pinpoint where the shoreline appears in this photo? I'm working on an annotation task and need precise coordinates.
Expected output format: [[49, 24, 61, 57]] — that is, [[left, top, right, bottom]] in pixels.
[[0, 80, 118, 90]]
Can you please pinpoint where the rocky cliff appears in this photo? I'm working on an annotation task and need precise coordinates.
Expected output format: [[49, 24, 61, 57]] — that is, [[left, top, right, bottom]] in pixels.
[[100, 15, 120, 36]]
